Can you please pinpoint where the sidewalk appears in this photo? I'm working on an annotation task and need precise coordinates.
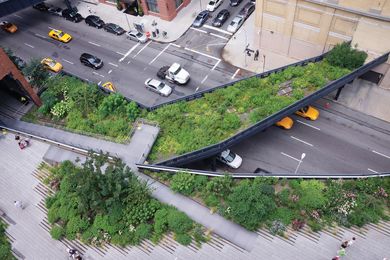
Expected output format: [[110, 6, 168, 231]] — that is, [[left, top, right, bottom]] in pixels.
[[47, 0, 210, 42]]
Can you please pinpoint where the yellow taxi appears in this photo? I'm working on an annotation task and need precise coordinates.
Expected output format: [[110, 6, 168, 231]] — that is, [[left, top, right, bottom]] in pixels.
[[295, 106, 319, 120], [41, 57, 63, 73], [0, 21, 18, 33], [276, 116, 294, 130], [48, 29, 72, 43], [102, 82, 116, 92]]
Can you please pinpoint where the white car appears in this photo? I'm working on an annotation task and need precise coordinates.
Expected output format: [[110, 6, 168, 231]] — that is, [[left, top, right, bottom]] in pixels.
[[126, 30, 148, 43], [217, 149, 243, 169], [207, 0, 223, 12], [227, 15, 244, 33], [144, 78, 173, 97]]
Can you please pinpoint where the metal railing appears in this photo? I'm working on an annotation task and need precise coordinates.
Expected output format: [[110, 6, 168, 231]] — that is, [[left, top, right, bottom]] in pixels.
[[156, 52, 390, 167], [136, 164, 390, 179]]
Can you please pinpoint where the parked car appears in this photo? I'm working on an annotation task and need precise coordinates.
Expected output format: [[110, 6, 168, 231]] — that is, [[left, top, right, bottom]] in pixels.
[[206, 0, 223, 12], [62, 8, 83, 23], [48, 29, 72, 43], [47, 6, 62, 16], [126, 30, 148, 43], [0, 21, 18, 33], [230, 0, 243, 6], [103, 23, 126, 35], [227, 15, 244, 33], [85, 15, 104, 28], [217, 149, 243, 169], [192, 10, 209, 27], [212, 9, 230, 27], [276, 117, 294, 130], [295, 106, 319, 120], [41, 57, 62, 73], [238, 2, 255, 19], [80, 53, 103, 69], [144, 78, 172, 97], [33, 2, 49, 11]]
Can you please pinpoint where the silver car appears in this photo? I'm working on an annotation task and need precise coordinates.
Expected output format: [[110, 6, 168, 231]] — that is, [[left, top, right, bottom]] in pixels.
[[145, 78, 172, 96], [227, 15, 244, 33], [126, 30, 148, 43]]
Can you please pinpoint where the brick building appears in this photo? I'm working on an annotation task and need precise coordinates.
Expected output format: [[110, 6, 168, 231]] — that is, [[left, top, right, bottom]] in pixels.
[[99, 0, 191, 21]]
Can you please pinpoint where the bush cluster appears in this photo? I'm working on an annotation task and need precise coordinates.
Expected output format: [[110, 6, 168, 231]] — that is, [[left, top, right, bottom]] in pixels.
[[0, 220, 15, 260]]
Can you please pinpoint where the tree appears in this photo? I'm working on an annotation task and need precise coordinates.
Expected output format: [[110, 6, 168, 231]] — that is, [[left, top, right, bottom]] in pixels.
[[326, 42, 367, 70], [297, 180, 328, 210], [22, 58, 50, 87]]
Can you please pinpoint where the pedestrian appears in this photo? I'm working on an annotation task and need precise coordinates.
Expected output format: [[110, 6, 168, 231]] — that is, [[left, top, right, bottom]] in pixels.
[[341, 237, 356, 248], [332, 256, 340, 260], [337, 248, 346, 257], [15, 135, 20, 141], [87, 6, 92, 14], [14, 200, 23, 209], [347, 237, 356, 246], [254, 49, 259, 61]]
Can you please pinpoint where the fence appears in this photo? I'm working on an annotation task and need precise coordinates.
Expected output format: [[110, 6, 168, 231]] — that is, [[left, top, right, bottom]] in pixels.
[[156, 52, 390, 167]]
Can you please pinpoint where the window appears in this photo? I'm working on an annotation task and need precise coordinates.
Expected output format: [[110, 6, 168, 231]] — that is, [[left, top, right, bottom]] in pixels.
[[175, 0, 183, 9], [146, 0, 159, 13]]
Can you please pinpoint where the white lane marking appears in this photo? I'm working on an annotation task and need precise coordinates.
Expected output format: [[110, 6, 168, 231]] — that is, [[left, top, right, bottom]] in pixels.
[[108, 69, 112, 74], [372, 150, 390, 159], [170, 43, 181, 48], [212, 60, 221, 71], [108, 62, 118, 67], [92, 71, 105, 78], [368, 168, 378, 173], [24, 43, 34, 48], [210, 33, 229, 40], [132, 41, 151, 59], [281, 152, 301, 162], [62, 59, 74, 65], [88, 41, 101, 47], [149, 44, 170, 65], [201, 75, 208, 84], [116, 51, 125, 55], [35, 33, 47, 39], [290, 136, 314, 147], [231, 68, 240, 79], [119, 43, 140, 62], [98, 81, 102, 85], [13, 14, 23, 18], [203, 24, 233, 35], [184, 47, 220, 61], [48, 26, 55, 30], [190, 27, 207, 34], [296, 119, 321, 131]]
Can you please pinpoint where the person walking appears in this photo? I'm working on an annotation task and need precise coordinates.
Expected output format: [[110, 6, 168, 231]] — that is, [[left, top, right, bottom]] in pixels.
[[254, 50, 259, 61], [14, 200, 24, 209], [341, 237, 356, 248], [331, 256, 340, 260]]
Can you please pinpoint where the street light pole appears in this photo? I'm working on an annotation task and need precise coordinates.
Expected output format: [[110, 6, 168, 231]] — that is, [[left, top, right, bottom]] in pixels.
[[294, 153, 306, 174], [262, 54, 266, 72]]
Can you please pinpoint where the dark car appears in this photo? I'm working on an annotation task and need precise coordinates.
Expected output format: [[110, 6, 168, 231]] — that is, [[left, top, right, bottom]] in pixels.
[[212, 9, 230, 27], [80, 53, 103, 69], [47, 6, 62, 16], [192, 10, 209, 28], [239, 2, 255, 19], [62, 8, 83, 23], [85, 15, 105, 28], [33, 2, 49, 11], [103, 23, 126, 35], [230, 0, 243, 6]]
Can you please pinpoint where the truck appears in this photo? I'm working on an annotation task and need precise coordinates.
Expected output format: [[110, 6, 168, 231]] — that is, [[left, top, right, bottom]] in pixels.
[[157, 63, 190, 85]]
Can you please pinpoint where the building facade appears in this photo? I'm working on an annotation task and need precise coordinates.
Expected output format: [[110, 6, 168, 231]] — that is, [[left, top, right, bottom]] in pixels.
[[253, 0, 390, 88]]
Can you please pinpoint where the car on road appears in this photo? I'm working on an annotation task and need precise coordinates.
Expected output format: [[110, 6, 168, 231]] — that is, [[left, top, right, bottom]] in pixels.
[[295, 106, 319, 120], [238, 2, 255, 19], [47, 6, 63, 16], [207, 0, 223, 12], [157, 63, 190, 85], [80, 53, 103, 69], [192, 10, 209, 27], [85, 15, 105, 29], [62, 8, 83, 23], [33, 2, 49, 11], [103, 23, 126, 35], [48, 29, 72, 43], [0, 21, 18, 33], [230, 0, 243, 6], [101, 82, 116, 92], [227, 15, 244, 33], [41, 57, 63, 73], [276, 117, 294, 130], [144, 78, 172, 97], [217, 149, 242, 169], [212, 9, 230, 27], [126, 30, 148, 43]]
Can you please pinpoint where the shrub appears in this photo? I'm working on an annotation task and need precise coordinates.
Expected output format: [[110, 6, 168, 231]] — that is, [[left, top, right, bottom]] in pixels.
[[297, 180, 328, 210], [175, 233, 192, 245], [170, 173, 197, 196], [269, 220, 286, 235], [326, 42, 367, 70], [204, 175, 232, 198], [50, 225, 65, 240], [167, 209, 194, 234]]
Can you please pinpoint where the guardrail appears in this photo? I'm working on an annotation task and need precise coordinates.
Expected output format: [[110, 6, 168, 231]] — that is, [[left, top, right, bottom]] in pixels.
[[136, 164, 390, 179], [157, 52, 390, 167]]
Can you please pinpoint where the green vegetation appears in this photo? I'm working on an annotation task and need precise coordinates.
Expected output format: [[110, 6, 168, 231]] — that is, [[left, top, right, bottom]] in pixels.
[[24, 75, 140, 142], [45, 154, 204, 246], [147, 173, 390, 233], [0, 220, 15, 260], [325, 42, 368, 70]]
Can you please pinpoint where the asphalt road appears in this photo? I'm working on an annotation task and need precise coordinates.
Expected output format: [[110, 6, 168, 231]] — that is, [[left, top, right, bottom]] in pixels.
[[0, 6, 253, 107], [188, 100, 390, 174]]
